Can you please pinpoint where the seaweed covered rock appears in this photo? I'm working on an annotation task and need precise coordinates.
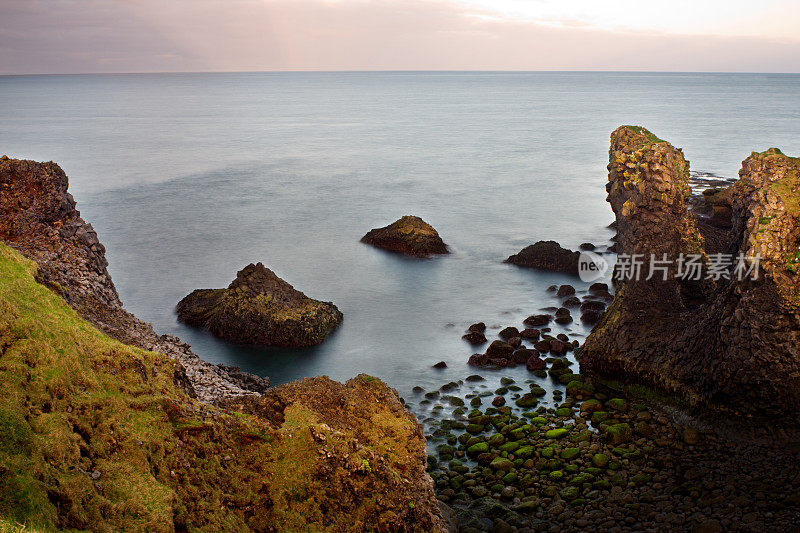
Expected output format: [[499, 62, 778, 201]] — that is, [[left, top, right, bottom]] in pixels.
[[361, 215, 449, 257], [579, 127, 800, 416], [177, 263, 343, 347], [505, 240, 580, 275]]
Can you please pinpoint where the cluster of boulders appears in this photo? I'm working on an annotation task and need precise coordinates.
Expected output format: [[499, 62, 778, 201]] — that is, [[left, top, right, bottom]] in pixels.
[[417, 374, 800, 532], [462, 283, 611, 372]]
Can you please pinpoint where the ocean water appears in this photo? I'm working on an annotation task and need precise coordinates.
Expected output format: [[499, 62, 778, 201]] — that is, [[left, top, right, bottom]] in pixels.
[[1, 72, 799, 405]]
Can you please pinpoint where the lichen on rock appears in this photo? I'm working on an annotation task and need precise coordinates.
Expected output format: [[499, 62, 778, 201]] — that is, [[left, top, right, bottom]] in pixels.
[[579, 127, 800, 416], [177, 262, 343, 348], [360, 215, 449, 257]]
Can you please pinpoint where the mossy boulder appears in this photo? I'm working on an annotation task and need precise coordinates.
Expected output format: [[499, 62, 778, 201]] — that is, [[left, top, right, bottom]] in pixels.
[[177, 262, 342, 347], [604, 423, 633, 445], [467, 442, 489, 456], [545, 428, 569, 439], [360, 215, 448, 257], [490, 457, 515, 471]]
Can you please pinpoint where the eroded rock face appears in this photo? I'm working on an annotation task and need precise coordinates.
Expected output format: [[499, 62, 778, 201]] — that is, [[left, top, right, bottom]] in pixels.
[[0, 156, 270, 402], [177, 262, 343, 347], [579, 128, 800, 416], [505, 240, 580, 275], [361, 215, 449, 257]]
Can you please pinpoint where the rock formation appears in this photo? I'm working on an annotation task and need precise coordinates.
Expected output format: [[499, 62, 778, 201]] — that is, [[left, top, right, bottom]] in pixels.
[[177, 263, 343, 347], [579, 127, 800, 417], [361, 215, 449, 257], [0, 156, 445, 530], [0, 156, 268, 402], [505, 240, 580, 275]]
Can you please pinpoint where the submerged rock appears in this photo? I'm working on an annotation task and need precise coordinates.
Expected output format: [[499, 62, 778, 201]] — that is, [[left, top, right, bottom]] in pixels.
[[360, 215, 449, 257], [177, 262, 343, 348], [505, 240, 580, 275]]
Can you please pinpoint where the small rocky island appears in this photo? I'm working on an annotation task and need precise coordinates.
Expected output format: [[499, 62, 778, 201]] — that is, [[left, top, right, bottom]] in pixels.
[[361, 215, 449, 257], [177, 262, 343, 347], [505, 240, 581, 275]]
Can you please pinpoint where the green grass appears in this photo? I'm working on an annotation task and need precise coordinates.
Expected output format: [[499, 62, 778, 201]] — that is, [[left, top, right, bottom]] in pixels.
[[620, 125, 665, 145]]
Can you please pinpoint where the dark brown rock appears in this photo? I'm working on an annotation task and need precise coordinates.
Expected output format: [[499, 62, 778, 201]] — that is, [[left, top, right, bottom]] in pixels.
[[505, 240, 580, 275], [462, 331, 487, 345], [498, 326, 520, 340], [523, 314, 551, 327], [556, 284, 575, 297], [485, 340, 514, 358], [360, 215, 448, 257]]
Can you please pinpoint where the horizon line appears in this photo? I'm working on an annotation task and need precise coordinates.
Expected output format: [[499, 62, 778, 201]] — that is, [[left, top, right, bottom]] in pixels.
[[2, 69, 800, 77]]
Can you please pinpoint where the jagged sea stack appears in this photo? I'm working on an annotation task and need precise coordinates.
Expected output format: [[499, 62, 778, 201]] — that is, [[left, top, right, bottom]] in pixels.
[[361, 215, 449, 257], [177, 263, 343, 347], [579, 126, 800, 416]]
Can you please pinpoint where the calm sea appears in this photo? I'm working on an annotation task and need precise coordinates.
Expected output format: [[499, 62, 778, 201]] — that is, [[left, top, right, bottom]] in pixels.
[[1, 72, 798, 405]]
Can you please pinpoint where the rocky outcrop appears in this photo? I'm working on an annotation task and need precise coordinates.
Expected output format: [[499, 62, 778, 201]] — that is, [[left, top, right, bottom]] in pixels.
[[505, 240, 580, 275], [579, 128, 800, 417], [0, 156, 268, 402], [361, 215, 449, 257], [177, 263, 343, 347]]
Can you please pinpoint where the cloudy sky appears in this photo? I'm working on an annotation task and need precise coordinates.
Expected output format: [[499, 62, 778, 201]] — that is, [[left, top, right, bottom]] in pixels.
[[1, 0, 799, 74]]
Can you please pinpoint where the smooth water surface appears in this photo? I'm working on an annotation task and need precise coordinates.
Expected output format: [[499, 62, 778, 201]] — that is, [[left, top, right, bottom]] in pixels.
[[2, 72, 798, 401]]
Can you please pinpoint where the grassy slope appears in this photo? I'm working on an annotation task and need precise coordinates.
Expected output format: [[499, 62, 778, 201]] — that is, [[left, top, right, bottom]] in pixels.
[[0, 243, 437, 532], [0, 242, 272, 531]]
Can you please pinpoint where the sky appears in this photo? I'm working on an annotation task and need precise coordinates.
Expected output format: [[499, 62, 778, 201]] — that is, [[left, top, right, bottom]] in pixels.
[[1, 0, 799, 74]]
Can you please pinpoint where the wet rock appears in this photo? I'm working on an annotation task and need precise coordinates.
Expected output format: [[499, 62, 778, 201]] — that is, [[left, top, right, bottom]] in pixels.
[[360, 215, 449, 257], [177, 262, 343, 348], [486, 340, 514, 358], [524, 314, 551, 327], [562, 296, 581, 308], [579, 243, 596, 251], [498, 326, 520, 340], [463, 331, 488, 345], [512, 348, 535, 364], [468, 322, 487, 333], [505, 240, 581, 275], [492, 396, 506, 407], [556, 285, 576, 297], [589, 282, 609, 293], [526, 356, 546, 371], [433, 361, 448, 369], [519, 328, 540, 340], [549, 339, 568, 356]]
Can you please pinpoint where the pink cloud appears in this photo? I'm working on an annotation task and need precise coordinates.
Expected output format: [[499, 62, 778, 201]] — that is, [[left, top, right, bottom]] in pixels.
[[1, 0, 799, 73]]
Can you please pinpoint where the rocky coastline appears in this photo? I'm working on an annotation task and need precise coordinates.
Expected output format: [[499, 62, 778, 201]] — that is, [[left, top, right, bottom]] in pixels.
[[2, 122, 799, 532], [0, 156, 446, 531]]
